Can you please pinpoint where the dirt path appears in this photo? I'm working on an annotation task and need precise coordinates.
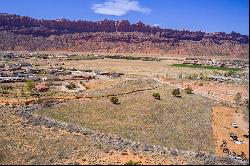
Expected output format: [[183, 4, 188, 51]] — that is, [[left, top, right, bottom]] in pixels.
[[0, 97, 35, 105], [0, 85, 161, 105], [212, 105, 249, 159]]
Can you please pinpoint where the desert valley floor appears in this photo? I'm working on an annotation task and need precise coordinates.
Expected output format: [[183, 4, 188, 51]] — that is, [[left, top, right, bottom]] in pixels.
[[0, 52, 249, 165]]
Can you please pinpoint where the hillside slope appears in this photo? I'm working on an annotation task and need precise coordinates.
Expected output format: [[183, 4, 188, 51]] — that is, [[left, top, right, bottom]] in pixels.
[[0, 13, 248, 57]]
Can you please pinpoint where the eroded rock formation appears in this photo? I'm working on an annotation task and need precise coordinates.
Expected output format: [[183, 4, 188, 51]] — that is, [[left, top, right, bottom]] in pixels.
[[0, 13, 248, 57]]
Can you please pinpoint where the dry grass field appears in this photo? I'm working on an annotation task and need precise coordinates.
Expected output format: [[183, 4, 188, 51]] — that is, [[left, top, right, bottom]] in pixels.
[[1, 107, 191, 165], [37, 79, 215, 153]]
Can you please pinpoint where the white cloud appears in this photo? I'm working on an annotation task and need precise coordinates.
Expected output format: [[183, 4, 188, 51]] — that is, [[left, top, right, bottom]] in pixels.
[[91, 0, 151, 16], [153, 24, 160, 27]]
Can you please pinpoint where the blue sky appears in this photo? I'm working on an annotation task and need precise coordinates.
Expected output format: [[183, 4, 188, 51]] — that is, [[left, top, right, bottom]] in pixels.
[[0, 0, 249, 35]]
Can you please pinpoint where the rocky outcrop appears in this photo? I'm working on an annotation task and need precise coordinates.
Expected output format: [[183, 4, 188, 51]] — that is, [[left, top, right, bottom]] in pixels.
[[0, 13, 249, 58]]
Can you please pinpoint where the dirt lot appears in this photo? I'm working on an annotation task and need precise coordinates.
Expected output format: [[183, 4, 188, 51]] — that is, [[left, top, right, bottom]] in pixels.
[[212, 105, 249, 159]]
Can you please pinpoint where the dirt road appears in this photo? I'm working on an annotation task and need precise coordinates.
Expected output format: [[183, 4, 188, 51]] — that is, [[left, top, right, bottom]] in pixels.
[[212, 105, 249, 159]]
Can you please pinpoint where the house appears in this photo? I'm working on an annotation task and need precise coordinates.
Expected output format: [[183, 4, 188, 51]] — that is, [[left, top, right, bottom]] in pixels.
[[0, 76, 24, 83], [19, 62, 32, 67], [3, 52, 15, 59], [5, 64, 21, 71], [57, 54, 68, 60]]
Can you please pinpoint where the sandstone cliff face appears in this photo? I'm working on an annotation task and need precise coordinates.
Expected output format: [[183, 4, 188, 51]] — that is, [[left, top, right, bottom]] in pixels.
[[0, 13, 249, 58]]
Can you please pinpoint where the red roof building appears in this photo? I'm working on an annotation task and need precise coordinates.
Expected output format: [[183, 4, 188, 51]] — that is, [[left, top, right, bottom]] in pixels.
[[35, 83, 48, 92]]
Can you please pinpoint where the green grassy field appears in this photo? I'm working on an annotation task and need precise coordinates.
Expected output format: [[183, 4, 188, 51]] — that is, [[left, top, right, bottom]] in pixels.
[[172, 64, 241, 72], [37, 82, 215, 153]]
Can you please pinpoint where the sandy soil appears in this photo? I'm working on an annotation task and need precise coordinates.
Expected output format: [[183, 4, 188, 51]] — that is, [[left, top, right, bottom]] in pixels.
[[59, 81, 86, 93], [84, 79, 123, 90], [93, 151, 187, 165], [0, 97, 35, 105], [0, 107, 205, 165], [212, 105, 249, 158], [168, 79, 248, 102]]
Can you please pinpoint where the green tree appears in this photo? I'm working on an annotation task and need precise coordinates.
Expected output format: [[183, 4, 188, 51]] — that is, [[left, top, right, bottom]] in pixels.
[[110, 96, 119, 104], [152, 93, 161, 100], [172, 88, 181, 97], [66, 82, 77, 90], [25, 80, 35, 92], [227, 70, 235, 76], [124, 160, 140, 165]]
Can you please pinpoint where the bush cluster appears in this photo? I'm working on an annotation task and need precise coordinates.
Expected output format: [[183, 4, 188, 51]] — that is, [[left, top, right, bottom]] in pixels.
[[152, 93, 161, 100], [66, 82, 77, 90], [172, 88, 181, 97], [110, 96, 119, 104], [184, 87, 193, 94]]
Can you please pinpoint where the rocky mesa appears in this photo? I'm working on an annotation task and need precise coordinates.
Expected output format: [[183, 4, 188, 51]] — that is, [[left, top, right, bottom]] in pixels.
[[0, 13, 248, 58]]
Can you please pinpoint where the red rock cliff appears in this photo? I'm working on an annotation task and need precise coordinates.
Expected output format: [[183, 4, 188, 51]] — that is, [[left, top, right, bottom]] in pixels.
[[0, 13, 248, 57]]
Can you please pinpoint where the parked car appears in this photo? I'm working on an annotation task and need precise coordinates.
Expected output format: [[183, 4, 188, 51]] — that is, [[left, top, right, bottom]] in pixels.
[[231, 122, 238, 128]]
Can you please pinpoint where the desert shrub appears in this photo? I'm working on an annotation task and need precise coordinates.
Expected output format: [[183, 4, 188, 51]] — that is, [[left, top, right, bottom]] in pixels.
[[199, 73, 209, 81], [18, 87, 25, 97], [234, 92, 242, 104], [198, 82, 204, 86], [192, 74, 199, 80], [0, 85, 13, 91], [178, 73, 182, 78], [177, 73, 183, 79], [243, 99, 249, 109], [172, 88, 181, 97], [124, 160, 140, 165], [0, 85, 13, 94], [25, 80, 35, 92], [152, 93, 161, 100], [225, 70, 236, 76], [34, 98, 44, 104], [184, 87, 193, 94], [66, 82, 76, 90], [0, 90, 9, 94], [187, 75, 193, 80], [110, 96, 119, 104]]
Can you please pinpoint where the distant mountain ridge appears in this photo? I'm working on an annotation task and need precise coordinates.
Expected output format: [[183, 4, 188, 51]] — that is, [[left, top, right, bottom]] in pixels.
[[0, 13, 248, 43], [0, 13, 249, 58]]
